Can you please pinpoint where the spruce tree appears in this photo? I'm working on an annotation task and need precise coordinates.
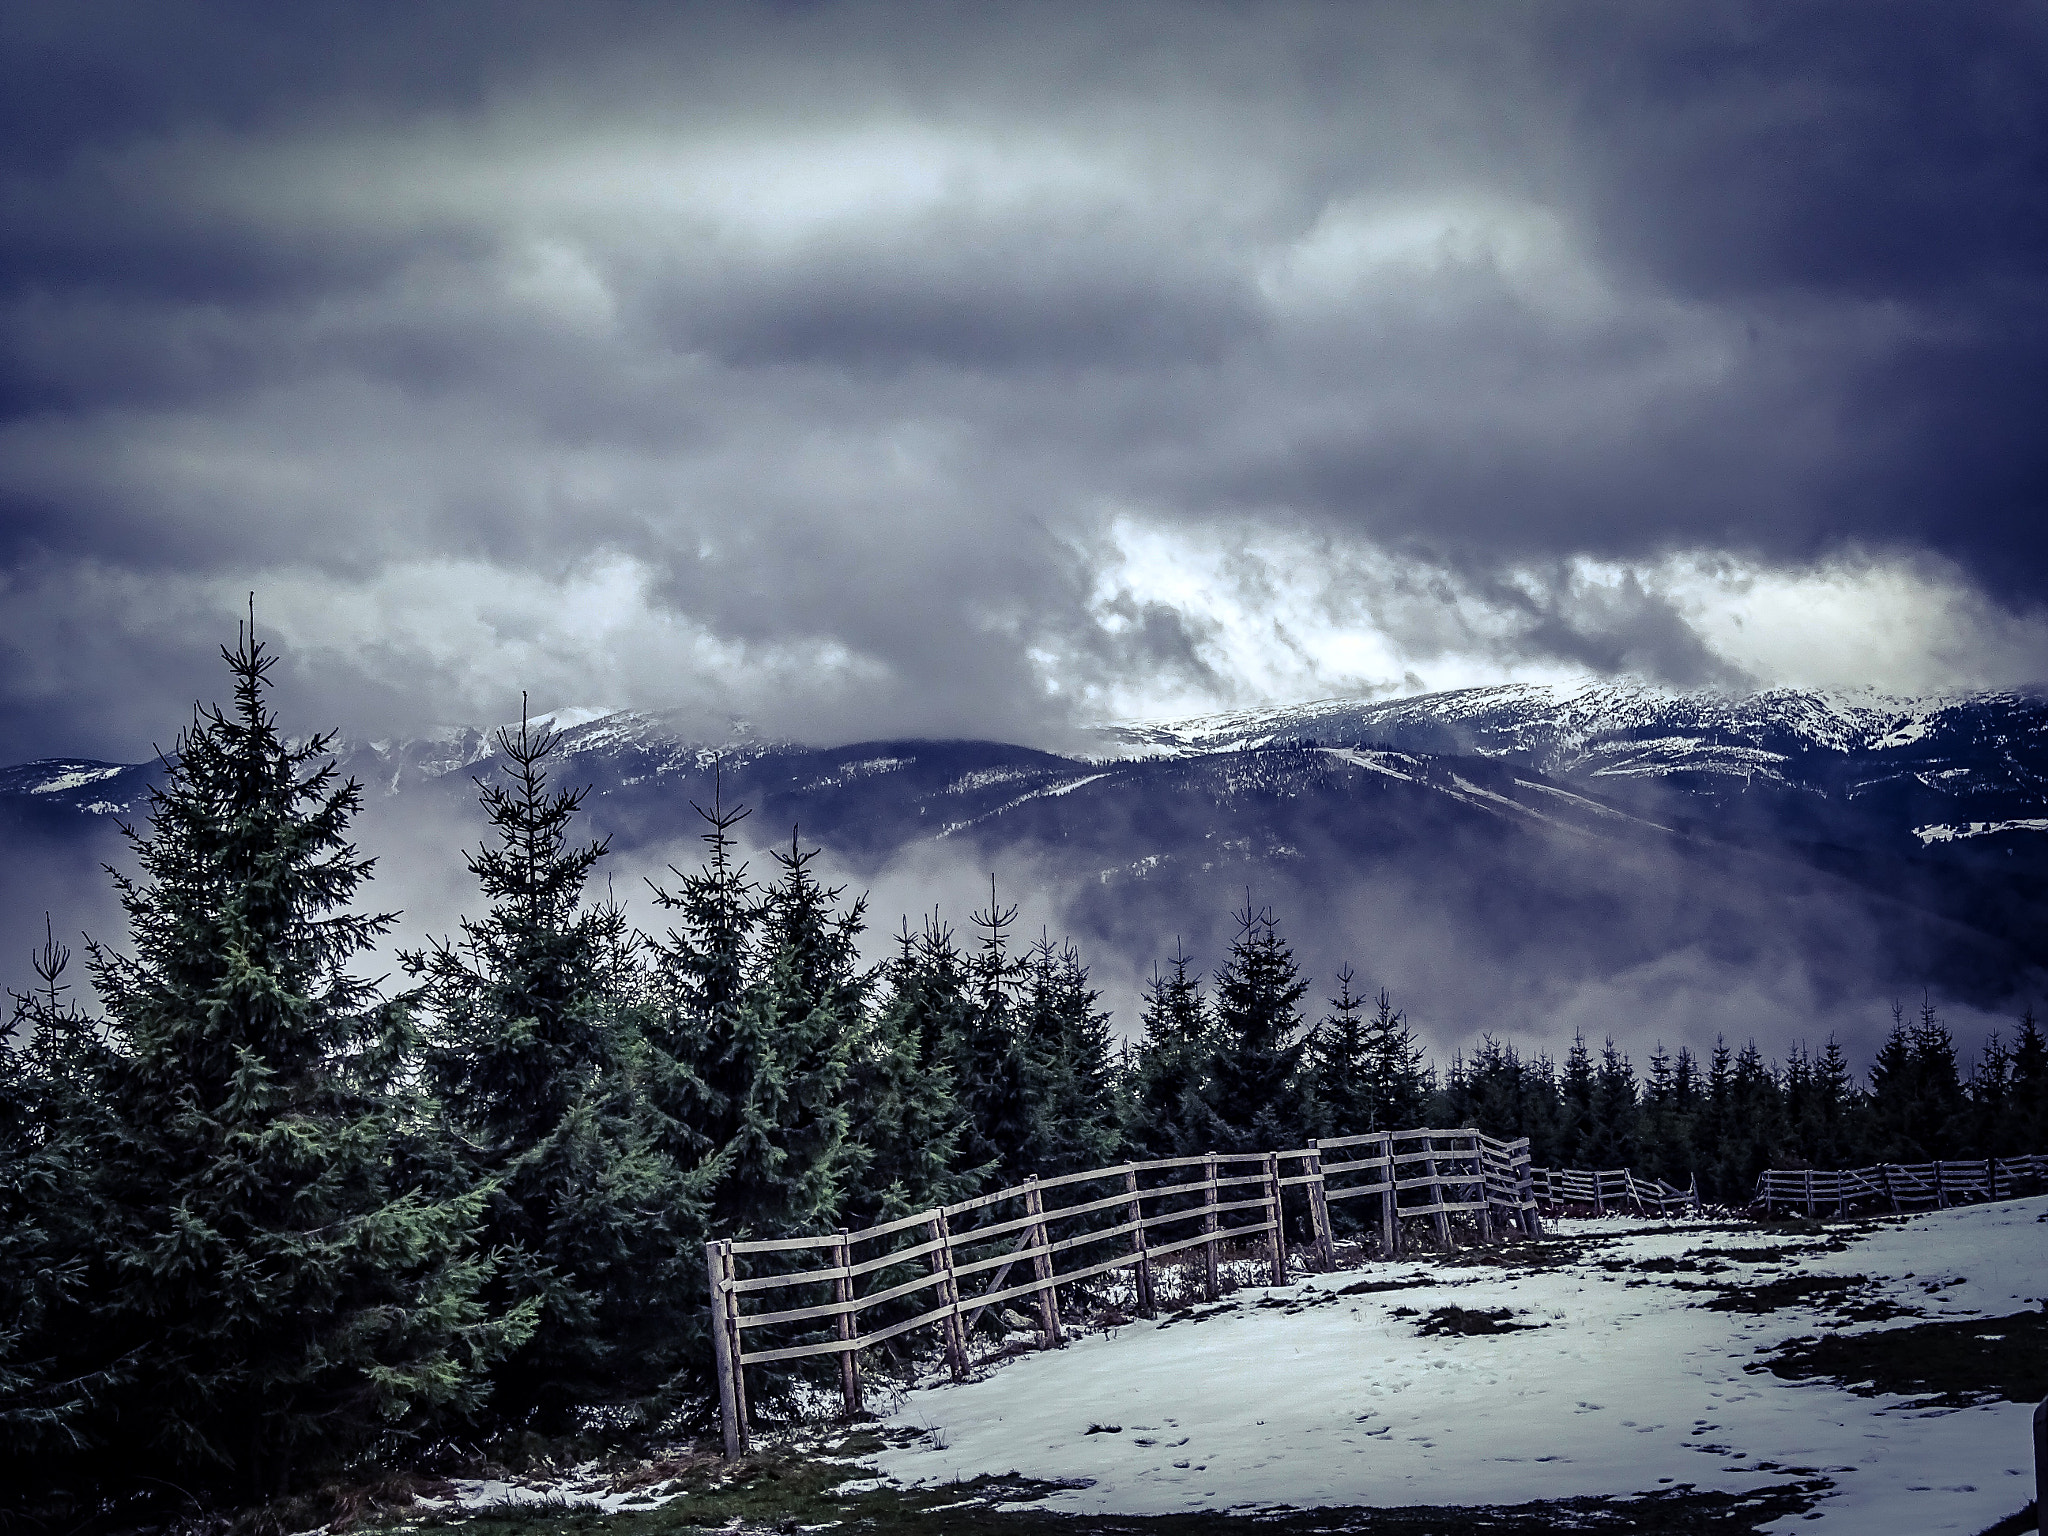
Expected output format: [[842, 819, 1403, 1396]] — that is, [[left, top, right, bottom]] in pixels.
[[0, 924, 107, 1495], [404, 708, 666, 1433], [1308, 965, 1374, 1138], [1123, 942, 1217, 1159], [1585, 1039, 1640, 1168], [1015, 935, 1123, 1178], [1558, 1032, 1598, 1166], [951, 881, 1035, 1177], [2011, 1007, 2048, 1150], [1205, 898, 1312, 1153], [714, 831, 863, 1236], [1359, 987, 1431, 1132], [85, 622, 508, 1499], [845, 918, 984, 1228]]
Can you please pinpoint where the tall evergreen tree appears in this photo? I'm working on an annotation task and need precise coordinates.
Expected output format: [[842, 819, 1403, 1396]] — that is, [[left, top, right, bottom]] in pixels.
[[845, 918, 985, 1228], [1123, 942, 1217, 1159], [1558, 1032, 1598, 1166], [1016, 934, 1124, 1178], [1205, 898, 1312, 1153], [1359, 988, 1431, 1133], [2011, 1006, 2048, 1150], [1866, 998, 1968, 1159], [0, 924, 107, 1492], [715, 831, 864, 1236], [951, 881, 1035, 1177], [83, 622, 509, 1498], [1309, 965, 1374, 1138], [1585, 1038, 1640, 1169], [404, 708, 666, 1432]]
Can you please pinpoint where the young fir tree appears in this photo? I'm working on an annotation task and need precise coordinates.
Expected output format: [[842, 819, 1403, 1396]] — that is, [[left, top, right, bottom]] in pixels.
[[713, 831, 864, 1237], [1308, 965, 1375, 1138], [1014, 934, 1123, 1179], [0, 923, 108, 1495], [952, 881, 1036, 1178], [2010, 1007, 2048, 1150], [641, 791, 757, 1197], [1568, 1038, 1637, 1169], [1637, 1043, 1701, 1188], [1205, 898, 1313, 1154], [84, 623, 510, 1499], [1558, 1032, 1598, 1167], [1123, 942, 1217, 1160], [844, 918, 985, 1228], [1359, 987, 1431, 1133], [1866, 998, 1967, 1159], [404, 708, 667, 1433]]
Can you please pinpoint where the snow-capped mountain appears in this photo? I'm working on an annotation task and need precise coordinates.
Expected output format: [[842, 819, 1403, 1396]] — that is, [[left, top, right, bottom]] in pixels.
[[7, 683, 2047, 1033]]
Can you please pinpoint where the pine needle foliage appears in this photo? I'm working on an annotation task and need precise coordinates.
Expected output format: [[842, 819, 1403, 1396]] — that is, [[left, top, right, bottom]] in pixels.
[[403, 708, 667, 1433], [82, 622, 509, 1500]]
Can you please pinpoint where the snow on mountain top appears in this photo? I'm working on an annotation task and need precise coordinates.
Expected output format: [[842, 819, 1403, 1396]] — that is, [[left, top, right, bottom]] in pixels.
[[1093, 681, 2025, 768], [866, 1196, 2047, 1534]]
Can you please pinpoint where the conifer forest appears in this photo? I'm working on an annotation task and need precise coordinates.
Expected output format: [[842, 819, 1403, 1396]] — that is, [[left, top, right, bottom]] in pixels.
[[6, 631, 2046, 1521]]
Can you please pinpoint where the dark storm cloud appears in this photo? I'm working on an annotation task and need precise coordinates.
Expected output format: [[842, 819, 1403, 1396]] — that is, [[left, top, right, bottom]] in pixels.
[[3, 1, 2046, 762]]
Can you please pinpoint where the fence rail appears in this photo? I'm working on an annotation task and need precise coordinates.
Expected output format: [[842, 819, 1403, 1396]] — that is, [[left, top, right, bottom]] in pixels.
[[1528, 1165, 1700, 1218], [1753, 1153, 2048, 1216], [704, 1126, 1537, 1457]]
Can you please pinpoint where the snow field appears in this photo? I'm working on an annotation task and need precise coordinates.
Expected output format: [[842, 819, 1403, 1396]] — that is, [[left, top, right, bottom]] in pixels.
[[866, 1197, 2048, 1534]]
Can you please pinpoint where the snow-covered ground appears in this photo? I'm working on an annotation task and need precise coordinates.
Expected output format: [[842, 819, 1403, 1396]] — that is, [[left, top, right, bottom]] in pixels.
[[867, 1198, 2048, 1534]]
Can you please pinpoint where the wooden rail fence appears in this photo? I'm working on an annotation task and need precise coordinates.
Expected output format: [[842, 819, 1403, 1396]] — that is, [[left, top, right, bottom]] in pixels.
[[1753, 1153, 2048, 1217], [704, 1127, 1538, 1456], [1529, 1165, 1700, 1218]]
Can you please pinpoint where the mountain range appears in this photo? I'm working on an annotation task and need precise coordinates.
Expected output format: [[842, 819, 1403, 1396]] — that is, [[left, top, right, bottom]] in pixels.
[[7, 682, 2046, 1057]]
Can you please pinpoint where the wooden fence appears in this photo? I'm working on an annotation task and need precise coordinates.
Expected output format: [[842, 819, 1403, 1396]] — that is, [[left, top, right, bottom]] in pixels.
[[1528, 1165, 1700, 1218], [703, 1127, 1537, 1457], [1753, 1153, 2048, 1217]]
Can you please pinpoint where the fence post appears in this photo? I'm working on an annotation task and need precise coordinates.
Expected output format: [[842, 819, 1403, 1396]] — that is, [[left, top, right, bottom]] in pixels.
[[832, 1229, 862, 1418], [1880, 1164, 1900, 1213], [706, 1240, 743, 1459], [1202, 1153, 1222, 1300], [929, 1209, 968, 1380], [1123, 1166, 1155, 1316], [1023, 1175, 1064, 1347], [2033, 1395, 2044, 1536], [1306, 1141, 1335, 1270], [1472, 1135, 1496, 1242], [1989, 1157, 2000, 1203], [1425, 1138, 1454, 1247], [1935, 1160, 1949, 1209], [1520, 1143, 1543, 1237], [1379, 1132, 1401, 1256], [1591, 1166, 1607, 1218], [1263, 1151, 1287, 1285], [1804, 1168, 1815, 1219]]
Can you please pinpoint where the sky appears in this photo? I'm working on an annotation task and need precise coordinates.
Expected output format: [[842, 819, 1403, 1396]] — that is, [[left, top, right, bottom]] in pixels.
[[3, 1, 2047, 766]]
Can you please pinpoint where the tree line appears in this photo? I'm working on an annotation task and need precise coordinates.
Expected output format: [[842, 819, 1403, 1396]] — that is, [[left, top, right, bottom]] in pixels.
[[5, 631, 2047, 1514]]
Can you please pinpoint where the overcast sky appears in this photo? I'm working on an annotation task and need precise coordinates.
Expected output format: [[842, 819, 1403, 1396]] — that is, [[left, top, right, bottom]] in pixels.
[[4, 1, 2046, 763]]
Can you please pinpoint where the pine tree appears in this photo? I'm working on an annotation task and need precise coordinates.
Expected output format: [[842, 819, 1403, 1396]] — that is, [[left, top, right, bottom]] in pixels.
[[84, 621, 509, 1498], [1123, 942, 1217, 1159], [2011, 1006, 2048, 1150], [1585, 1039, 1639, 1169], [1205, 898, 1312, 1154], [951, 881, 1035, 1177], [1360, 988, 1430, 1132], [715, 831, 864, 1236], [845, 918, 985, 1228], [1559, 1032, 1597, 1166], [1309, 965, 1375, 1138], [1866, 997, 1967, 1159], [404, 707, 667, 1433], [1015, 935, 1123, 1179], [0, 923, 108, 1493]]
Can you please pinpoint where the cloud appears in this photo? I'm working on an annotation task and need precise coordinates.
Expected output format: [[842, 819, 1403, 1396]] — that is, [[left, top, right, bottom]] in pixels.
[[3, 2, 2045, 761]]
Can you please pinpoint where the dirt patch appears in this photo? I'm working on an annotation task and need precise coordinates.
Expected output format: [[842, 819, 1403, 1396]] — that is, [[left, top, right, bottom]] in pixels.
[[1688, 1273, 1919, 1323], [1755, 1306, 2048, 1406], [1413, 1305, 1541, 1337]]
